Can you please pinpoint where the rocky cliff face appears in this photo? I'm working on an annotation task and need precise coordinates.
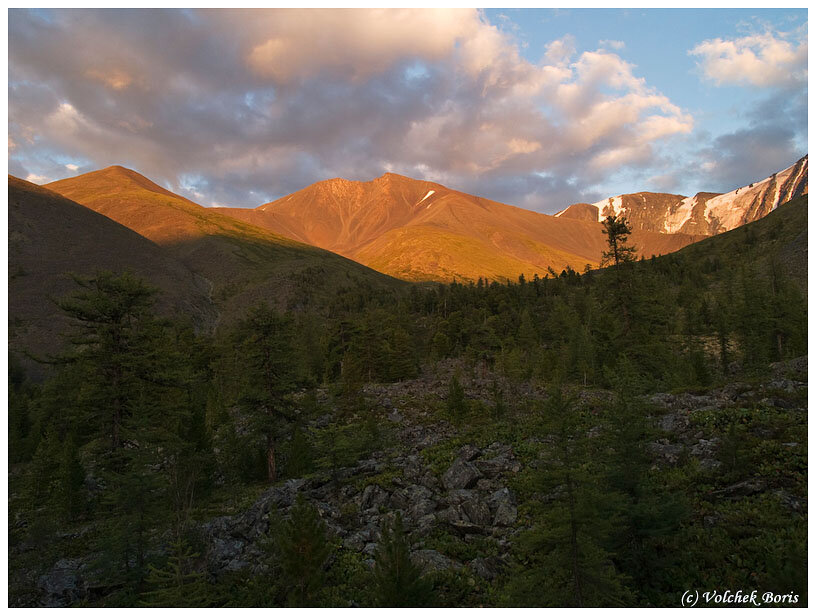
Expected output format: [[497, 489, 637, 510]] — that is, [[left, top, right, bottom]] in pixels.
[[556, 156, 808, 236]]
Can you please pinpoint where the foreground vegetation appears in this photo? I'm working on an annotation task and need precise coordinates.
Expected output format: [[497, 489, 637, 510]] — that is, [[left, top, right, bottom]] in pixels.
[[8, 202, 808, 607]]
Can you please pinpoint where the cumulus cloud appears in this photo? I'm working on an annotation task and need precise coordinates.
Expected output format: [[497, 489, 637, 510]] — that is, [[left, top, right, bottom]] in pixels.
[[690, 28, 807, 88], [9, 8, 694, 211]]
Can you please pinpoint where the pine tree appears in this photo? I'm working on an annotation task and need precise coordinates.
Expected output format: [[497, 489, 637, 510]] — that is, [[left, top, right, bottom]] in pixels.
[[233, 303, 300, 482], [56, 432, 85, 521], [140, 538, 211, 607], [372, 513, 435, 607], [274, 495, 333, 606], [446, 372, 468, 424], [600, 215, 637, 268], [506, 388, 632, 606]]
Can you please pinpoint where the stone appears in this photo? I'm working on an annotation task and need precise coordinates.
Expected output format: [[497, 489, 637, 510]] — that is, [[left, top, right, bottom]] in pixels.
[[413, 514, 437, 537], [488, 487, 517, 510], [409, 498, 437, 520], [442, 459, 483, 491], [460, 499, 492, 527], [690, 438, 719, 458], [475, 454, 516, 478], [360, 484, 389, 511], [411, 549, 462, 573], [37, 559, 85, 607], [389, 491, 409, 510], [469, 556, 503, 581], [362, 542, 378, 557], [419, 472, 441, 492], [493, 503, 518, 527], [446, 489, 477, 506], [458, 444, 482, 461], [713, 478, 767, 498], [656, 413, 689, 433], [647, 440, 683, 465]]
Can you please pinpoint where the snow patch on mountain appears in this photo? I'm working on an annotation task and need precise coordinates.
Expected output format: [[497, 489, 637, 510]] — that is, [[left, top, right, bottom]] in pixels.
[[591, 195, 625, 222], [417, 190, 436, 208], [663, 195, 697, 233]]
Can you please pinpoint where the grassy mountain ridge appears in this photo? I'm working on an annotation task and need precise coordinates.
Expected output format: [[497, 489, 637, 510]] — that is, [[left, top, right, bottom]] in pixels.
[[217, 171, 705, 282], [45, 167, 404, 321]]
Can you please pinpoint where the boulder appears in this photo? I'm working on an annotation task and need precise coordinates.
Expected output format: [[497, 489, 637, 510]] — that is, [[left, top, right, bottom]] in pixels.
[[469, 556, 503, 581], [411, 549, 462, 573], [460, 499, 492, 527], [37, 559, 85, 607], [493, 503, 518, 527], [647, 440, 683, 465], [457, 444, 482, 461], [442, 459, 482, 490], [360, 484, 389, 511]]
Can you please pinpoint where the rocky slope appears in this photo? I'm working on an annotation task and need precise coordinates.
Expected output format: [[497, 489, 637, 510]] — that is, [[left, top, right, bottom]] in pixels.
[[28, 356, 807, 607], [556, 156, 808, 236]]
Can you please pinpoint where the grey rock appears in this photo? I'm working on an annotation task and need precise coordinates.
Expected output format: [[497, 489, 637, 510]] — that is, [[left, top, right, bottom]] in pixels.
[[362, 542, 379, 557], [476, 454, 515, 478], [458, 444, 482, 461], [656, 412, 689, 433], [360, 484, 389, 511], [413, 513, 437, 537], [411, 549, 462, 573], [409, 498, 437, 520], [493, 503, 518, 527], [442, 459, 483, 490], [419, 472, 441, 492], [461, 499, 492, 527], [774, 489, 803, 511], [714, 478, 767, 498], [389, 490, 409, 510], [436, 506, 465, 525], [647, 440, 683, 465], [488, 487, 517, 510], [446, 489, 478, 506], [37, 558, 85, 607], [469, 556, 504, 581], [690, 438, 719, 458]]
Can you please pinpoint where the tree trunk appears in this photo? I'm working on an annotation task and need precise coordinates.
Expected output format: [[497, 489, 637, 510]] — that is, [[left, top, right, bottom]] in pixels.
[[266, 435, 277, 483], [566, 474, 584, 607]]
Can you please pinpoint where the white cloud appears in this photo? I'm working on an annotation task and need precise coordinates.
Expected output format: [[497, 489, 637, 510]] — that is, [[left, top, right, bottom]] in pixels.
[[25, 173, 49, 184], [690, 29, 807, 88], [599, 39, 625, 50], [9, 8, 696, 211], [245, 8, 476, 83]]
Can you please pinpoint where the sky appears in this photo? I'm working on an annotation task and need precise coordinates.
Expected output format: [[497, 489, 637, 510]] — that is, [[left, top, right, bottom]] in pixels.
[[7, 8, 808, 213]]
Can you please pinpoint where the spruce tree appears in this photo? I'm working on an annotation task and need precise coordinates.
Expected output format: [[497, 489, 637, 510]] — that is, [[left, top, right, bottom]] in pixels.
[[274, 495, 333, 606], [140, 538, 210, 607], [372, 513, 435, 607], [446, 372, 468, 424]]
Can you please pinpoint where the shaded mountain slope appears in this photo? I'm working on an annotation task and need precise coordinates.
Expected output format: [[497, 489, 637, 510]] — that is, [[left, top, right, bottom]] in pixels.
[[45, 167, 403, 320], [220, 172, 703, 282], [8, 176, 218, 378], [664, 193, 808, 291]]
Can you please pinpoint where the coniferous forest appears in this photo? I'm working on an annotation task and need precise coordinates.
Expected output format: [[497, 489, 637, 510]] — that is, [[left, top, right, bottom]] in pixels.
[[8, 201, 808, 607]]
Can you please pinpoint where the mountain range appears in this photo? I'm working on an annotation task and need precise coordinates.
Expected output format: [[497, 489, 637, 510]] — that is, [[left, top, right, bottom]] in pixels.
[[8, 156, 807, 373], [215, 173, 703, 282], [556, 155, 808, 236]]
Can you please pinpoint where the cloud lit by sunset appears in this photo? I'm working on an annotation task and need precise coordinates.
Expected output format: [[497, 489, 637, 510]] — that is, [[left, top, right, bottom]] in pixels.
[[8, 8, 807, 211]]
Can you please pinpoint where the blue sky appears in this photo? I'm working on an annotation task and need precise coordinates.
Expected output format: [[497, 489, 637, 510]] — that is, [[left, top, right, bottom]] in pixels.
[[8, 8, 808, 212]]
